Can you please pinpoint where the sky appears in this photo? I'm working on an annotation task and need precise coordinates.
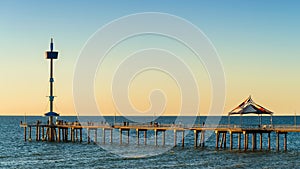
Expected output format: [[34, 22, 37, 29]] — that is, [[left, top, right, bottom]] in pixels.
[[0, 0, 299, 116]]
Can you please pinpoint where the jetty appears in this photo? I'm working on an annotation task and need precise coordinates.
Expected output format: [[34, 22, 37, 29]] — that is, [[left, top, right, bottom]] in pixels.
[[20, 39, 300, 152], [20, 120, 300, 151]]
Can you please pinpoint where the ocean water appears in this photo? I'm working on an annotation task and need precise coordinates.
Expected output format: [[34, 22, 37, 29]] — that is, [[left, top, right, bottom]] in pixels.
[[0, 116, 300, 168]]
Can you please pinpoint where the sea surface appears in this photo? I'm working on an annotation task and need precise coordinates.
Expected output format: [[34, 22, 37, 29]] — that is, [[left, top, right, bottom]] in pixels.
[[0, 116, 300, 169]]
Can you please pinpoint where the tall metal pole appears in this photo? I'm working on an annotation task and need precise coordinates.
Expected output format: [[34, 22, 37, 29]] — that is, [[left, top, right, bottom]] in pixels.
[[49, 39, 54, 126], [45, 38, 59, 141]]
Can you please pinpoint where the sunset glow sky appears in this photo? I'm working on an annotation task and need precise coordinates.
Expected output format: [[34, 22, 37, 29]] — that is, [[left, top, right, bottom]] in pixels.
[[1, 0, 299, 116]]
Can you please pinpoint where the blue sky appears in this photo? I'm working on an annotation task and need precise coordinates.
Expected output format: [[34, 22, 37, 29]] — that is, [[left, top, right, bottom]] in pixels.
[[1, 0, 299, 115]]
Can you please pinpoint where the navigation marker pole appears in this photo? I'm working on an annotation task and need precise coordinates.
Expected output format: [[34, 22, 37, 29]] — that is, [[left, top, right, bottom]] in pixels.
[[45, 38, 59, 141]]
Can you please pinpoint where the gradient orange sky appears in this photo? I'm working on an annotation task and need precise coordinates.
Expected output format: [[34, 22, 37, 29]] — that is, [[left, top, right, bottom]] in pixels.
[[1, 1, 299, 116]]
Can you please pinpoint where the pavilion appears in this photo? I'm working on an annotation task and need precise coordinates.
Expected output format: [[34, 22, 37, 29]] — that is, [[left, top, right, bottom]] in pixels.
[[228, 96, 274, 128]]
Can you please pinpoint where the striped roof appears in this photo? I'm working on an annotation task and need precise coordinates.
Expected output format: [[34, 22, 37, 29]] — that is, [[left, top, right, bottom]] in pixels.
[[228, 96, 273, 116]]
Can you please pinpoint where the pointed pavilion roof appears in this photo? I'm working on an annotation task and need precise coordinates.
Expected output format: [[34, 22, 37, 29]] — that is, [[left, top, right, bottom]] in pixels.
[[44, 111, 59, 116], [228, 96, 273, 116]]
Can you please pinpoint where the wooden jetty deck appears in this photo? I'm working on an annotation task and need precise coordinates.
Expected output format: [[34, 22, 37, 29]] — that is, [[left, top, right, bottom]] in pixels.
[[20, 121, 300, 151]]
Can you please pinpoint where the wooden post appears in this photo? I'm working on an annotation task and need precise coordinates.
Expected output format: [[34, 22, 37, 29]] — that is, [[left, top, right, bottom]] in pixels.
[[57, 128, 60, 142], [144, 130, 146, 145], [67, 128, 69, 141], [62, 128, 65, 142], [102, 129, 105, 144], [268, 132, 271, 150], [65, 128, 68, 142], [75, 129, 78, 141], [54, 128, 57, 141], [254, 133, 257, 150], [194, 130, 198, 147], [110, 129, 113, 144], [230, 132, 233, 150], [24, 127, 27, 141], [174, 130, 177, 147], [238, 133, 241, 150], [246, 134, 248, 150], [71, 128, 75, 143], [201, 131, 205, 147], [74, 128, 78, 141], [252, 133, 256, 150], [244, 132, 247, 151], [223, 133, 227, 149], [36, 125, 39, 141], [276, 132, 279, 151], [154, 129, 157, 146], [80, 128, 82, 143], [136, 129, 139, 145], [182, 130, 185, 147], [63, 128, 66, 142], [42, 127, 45, 141], [70, 128, 73, 142], [87, 128, 90, 144], [220, 133, 224, 148], [220, 133, 226, 148], [215, 131, 219, 149], [260, 133, 263, 150], [94, 129, 97, 143], [284, 133, 287, 151], [119, 129, 122, 144], [162, 131, 165, 146], [29, 126, 32, 141], [127, 130, 130, 144]]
